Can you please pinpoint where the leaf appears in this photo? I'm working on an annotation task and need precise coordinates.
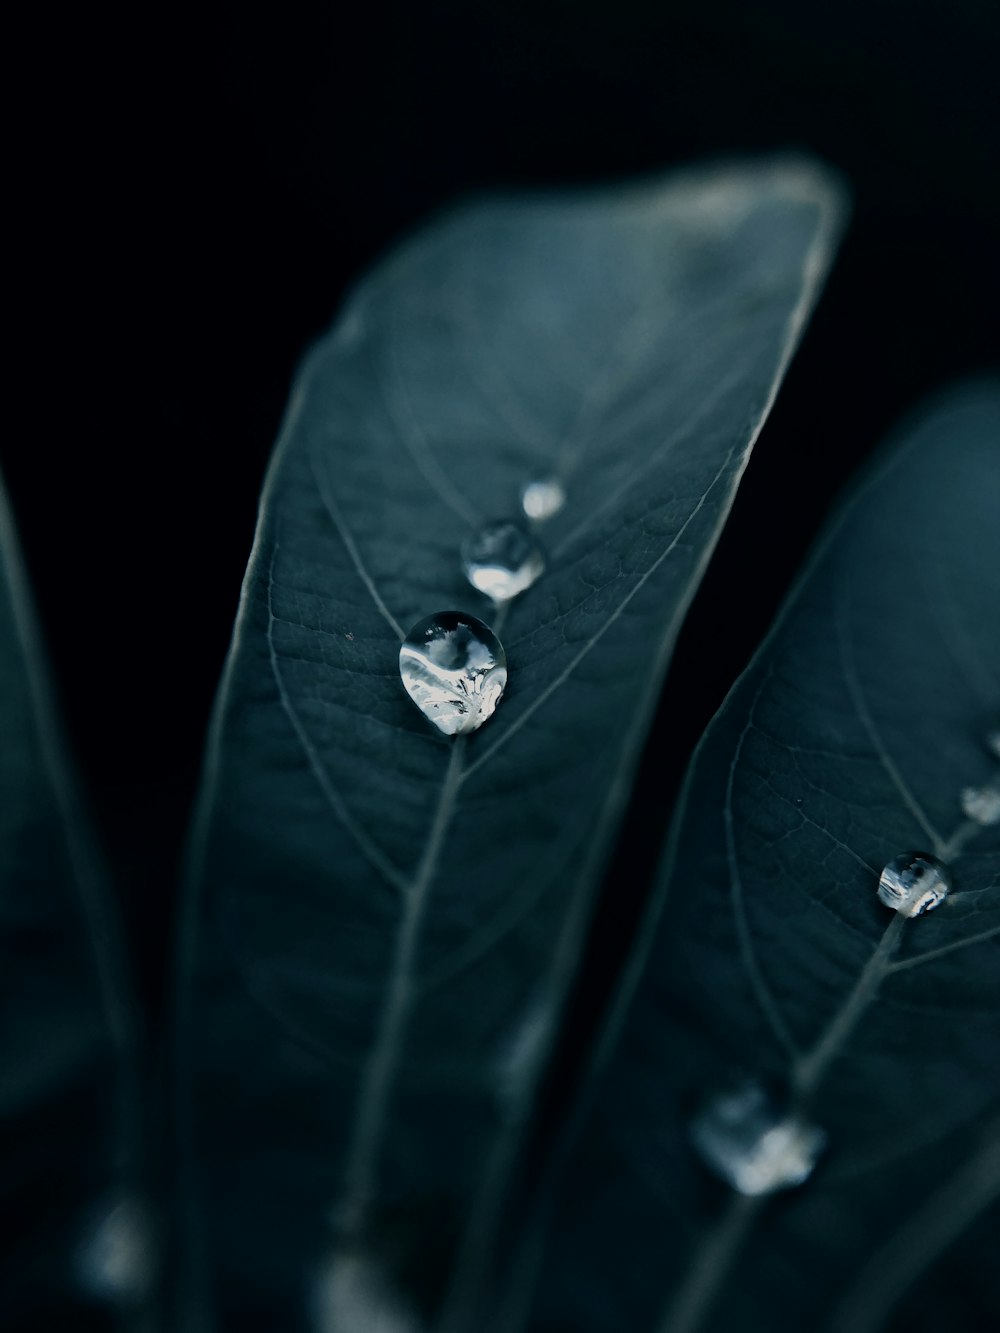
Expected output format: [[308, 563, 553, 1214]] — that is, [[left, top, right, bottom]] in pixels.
[[0, 478, 148, 1330], [514, 382, 1000, 1333], [173, 157, 846, 1331]]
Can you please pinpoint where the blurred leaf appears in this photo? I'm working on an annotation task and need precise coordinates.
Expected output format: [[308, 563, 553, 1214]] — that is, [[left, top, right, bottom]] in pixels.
[[0, 480, 148, 1330], [173, 157, 845, 1331], [516, 383, 1000, 1333]]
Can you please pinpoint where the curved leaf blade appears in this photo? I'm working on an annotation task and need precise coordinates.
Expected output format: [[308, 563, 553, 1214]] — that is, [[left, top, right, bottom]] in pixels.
[[519, 383, 1000, 1333], [175, 158, 845, 1330], [0, 479, 147, 1330]]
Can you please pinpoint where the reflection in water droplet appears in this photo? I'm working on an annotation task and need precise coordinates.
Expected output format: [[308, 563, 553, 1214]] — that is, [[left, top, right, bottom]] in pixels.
[[460, 519, 544, 603], [877, 852, 952, 917], [690, 1084, 826, 1196], [520, 478, 566, 522], [960, 783, 1000, 826], [78, 1195, 156, 1306], [314, 1251, 421, 1333], [399, 612, 507, 736]]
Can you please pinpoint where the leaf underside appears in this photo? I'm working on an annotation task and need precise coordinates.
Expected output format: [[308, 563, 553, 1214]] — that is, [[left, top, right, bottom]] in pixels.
[[0, 479, 142, 1331], [522, 383, 1000, 1333], [175, 157, 845, 1331]]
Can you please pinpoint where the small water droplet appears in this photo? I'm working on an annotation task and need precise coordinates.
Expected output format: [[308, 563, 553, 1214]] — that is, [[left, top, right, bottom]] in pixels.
[[460, 519, 544, 602], [690, 1083, 825, 1196], [987, 727, 1000, 760], [960, 783, 1000, 826], [399, 612, 507, 736], [877, 852, 952, 917], [520, 478, 566, 522]]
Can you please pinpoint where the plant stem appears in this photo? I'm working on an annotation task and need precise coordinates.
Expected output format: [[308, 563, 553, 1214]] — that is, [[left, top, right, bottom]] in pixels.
[[791, 914, 904, 1100], [656, 914, 906, 1333], [334, 735, 466, 1241], [657, 1194, 765, 1333]]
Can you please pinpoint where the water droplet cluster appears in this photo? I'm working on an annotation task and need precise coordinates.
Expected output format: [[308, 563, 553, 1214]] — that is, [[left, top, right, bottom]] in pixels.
[[399, 472, 565, 733], [691, 720, 999, 1209]]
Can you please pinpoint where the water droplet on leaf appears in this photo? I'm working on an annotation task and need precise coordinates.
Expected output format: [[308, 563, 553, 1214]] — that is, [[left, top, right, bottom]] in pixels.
[[877, 852, 951, 917], [691, 1083, 825, 1196], [960, 783, 1000, 826], [399, 612, 507, 736], [460, 519, 544, 602], [520, 478, 566, 522]]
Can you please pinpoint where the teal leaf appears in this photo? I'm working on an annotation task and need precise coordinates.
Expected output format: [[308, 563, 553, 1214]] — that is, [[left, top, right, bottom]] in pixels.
[[516, 383, 1000, 1333], [0, 479, 148, 1329], [173, 157, 846, 1330]]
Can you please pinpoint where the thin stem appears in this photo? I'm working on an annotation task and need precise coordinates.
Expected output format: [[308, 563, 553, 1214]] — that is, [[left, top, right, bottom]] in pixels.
[[657, 1194, 765, 1333], [791, 915, 905, 1100], [334, 736, 466, 1240], [656, 914, 906, 1333]]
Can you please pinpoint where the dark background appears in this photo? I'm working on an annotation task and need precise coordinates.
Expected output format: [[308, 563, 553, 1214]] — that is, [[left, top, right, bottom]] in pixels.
[[5, 1, 998, 1027]]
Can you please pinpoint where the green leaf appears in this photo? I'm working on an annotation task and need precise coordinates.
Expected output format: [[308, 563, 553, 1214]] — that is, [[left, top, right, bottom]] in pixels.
[[516, 383, 1000, 1333], [0, 478, 147, 1329], [174, 157, 845, 1330]]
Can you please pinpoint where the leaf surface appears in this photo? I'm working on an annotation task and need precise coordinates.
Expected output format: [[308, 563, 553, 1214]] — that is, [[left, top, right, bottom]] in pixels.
[[0, 479, 146, 1330], [518, 383, 1000, 1333], [174, 158, 845, 1330]]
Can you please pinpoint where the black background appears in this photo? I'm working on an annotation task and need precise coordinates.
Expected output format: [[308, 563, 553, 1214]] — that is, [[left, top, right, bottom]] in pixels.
[[5, 1, 998, 1028]]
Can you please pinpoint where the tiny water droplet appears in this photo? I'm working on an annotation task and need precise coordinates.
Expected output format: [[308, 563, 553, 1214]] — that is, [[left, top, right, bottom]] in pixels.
[[399, 612, 507, 736], [987, 727, 1000, 760], [877, 852, 951, 917], [460, 519, 544, 603], [690, 1083, 825, 1196], [520, 478, 566, 522], [960, 783, 1000, 826]]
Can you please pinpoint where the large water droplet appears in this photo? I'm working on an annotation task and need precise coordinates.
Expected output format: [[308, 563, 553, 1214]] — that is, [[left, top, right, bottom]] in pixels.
[[877, 851, 951, 917], [460, 519, 544, 602], [690, 1083, 825, 1196], [399, 612, 507, 736], [520, 478, 566, 522], [960, 782, 1000, 826]]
